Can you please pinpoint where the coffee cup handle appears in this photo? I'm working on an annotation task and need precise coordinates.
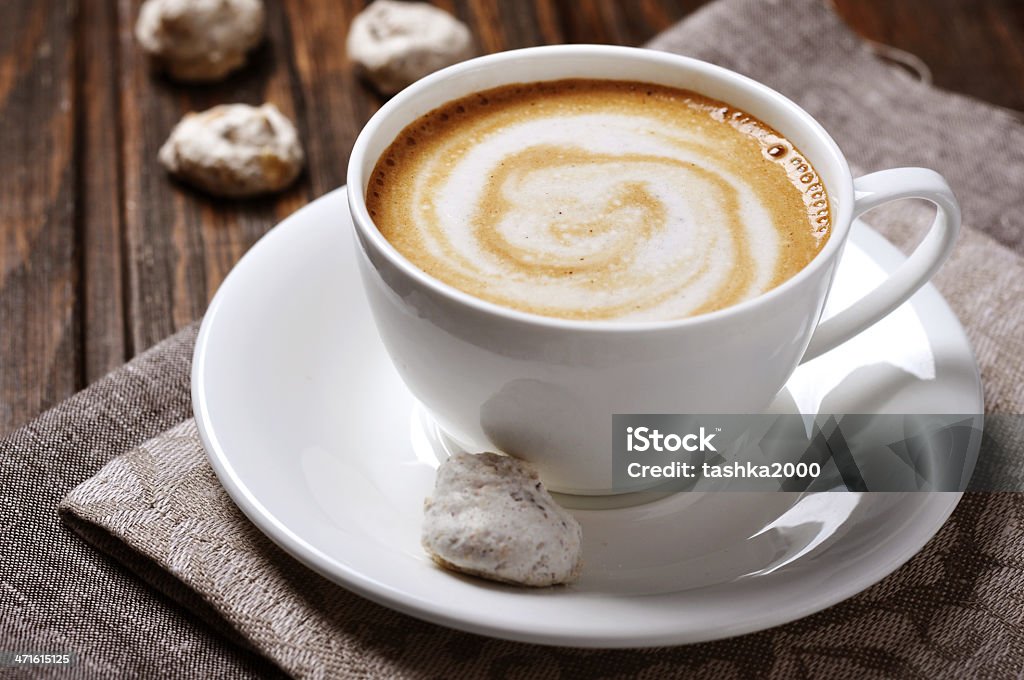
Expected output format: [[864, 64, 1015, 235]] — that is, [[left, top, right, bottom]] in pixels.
[[800, 167, 961, 363]]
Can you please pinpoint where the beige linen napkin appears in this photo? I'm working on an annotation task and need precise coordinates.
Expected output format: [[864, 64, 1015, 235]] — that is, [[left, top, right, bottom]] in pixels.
[[1, 324, 280, 678], [55, 0, 1024, 677]]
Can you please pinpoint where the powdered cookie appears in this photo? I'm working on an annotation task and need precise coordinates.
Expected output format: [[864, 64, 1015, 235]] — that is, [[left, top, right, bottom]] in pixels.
[[346, 0, 473, 95], [422, 452, 583, 587], [158, 103, 304, 197], [136, 0, 265, 82]]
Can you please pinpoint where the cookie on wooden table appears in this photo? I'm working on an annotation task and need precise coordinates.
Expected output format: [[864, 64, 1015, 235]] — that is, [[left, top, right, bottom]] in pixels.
[[158, 103, 304, 197]]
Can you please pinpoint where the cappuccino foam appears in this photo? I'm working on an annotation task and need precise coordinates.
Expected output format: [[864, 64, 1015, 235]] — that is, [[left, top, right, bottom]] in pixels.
[[367, 79, 830, 321]]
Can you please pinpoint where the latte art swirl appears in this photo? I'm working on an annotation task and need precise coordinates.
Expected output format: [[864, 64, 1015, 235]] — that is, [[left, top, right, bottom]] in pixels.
[[368, 80, 829, 321]]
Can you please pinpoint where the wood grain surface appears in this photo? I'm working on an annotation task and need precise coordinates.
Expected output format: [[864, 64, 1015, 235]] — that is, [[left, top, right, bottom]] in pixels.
[[1, 0, 1021, 435]]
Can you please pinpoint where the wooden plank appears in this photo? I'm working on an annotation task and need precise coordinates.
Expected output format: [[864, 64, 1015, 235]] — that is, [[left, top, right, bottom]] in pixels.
[[551, 0, 626, 45], [78, 0, 127, 383], [0, 0, 77, 434], [278, 0, 380, 197], [544, 0, 692, 46], [531, 0, 568, 45], [116, 0, 310, 354]]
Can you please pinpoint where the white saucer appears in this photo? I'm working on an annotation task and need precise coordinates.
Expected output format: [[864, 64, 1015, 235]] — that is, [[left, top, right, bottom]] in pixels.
[[193, 188, 982, 647]]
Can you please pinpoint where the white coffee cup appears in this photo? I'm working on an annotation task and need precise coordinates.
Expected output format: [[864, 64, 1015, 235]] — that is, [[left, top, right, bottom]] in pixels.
[[346, 45, 960, 495]]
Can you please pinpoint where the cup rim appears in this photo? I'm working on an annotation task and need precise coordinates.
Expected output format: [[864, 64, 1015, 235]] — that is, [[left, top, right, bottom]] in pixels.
[[347, 44, 855, 333]]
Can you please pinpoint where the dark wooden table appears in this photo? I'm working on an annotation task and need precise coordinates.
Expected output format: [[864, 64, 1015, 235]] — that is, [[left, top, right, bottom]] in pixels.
[[2, 0, 1023, 436]]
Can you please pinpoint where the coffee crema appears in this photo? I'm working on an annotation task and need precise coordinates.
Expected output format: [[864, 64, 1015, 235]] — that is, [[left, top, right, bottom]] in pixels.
[[366, 79, 830, 321]]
